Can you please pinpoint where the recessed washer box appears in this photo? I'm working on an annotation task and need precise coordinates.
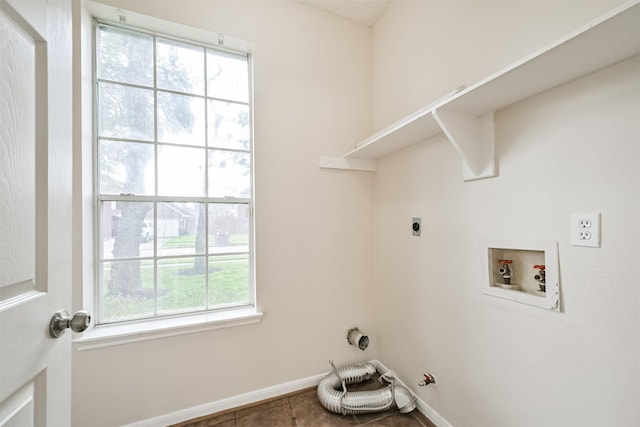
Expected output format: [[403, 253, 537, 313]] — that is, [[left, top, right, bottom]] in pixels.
[[481, 239, 560, 312]]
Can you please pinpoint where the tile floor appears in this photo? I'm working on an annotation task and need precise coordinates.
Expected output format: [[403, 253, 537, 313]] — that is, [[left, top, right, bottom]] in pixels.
[[171, 375, 436, 427]]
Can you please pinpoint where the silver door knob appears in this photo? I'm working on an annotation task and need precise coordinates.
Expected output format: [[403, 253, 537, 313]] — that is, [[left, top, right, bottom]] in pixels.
[[49, 310, 91, 338]]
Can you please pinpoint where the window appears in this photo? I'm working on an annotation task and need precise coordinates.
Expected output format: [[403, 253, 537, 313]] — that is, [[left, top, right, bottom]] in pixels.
[[95, 22, 253, 324]]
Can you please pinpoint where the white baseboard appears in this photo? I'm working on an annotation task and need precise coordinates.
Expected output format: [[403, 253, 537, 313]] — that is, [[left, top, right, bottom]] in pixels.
[[123, 360, 452, 427], [371, 359, 452, 427], [121, 372, 328, 427]]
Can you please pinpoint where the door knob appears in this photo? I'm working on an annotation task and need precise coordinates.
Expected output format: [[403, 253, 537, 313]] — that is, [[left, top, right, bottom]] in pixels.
[[49, 310, 91, 338]]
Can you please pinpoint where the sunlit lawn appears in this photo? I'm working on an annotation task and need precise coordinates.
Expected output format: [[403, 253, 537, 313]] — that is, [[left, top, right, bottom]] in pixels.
[[102, 250, 250, 323]]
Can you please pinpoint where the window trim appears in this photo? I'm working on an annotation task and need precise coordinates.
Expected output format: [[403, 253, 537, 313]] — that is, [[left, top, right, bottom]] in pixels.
[[86, 1, 253, 54], [74, 307, 263, 350], [74, 2, 261, 348]]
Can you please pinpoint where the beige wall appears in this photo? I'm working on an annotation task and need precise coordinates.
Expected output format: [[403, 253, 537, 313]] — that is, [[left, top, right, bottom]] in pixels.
[[72, 1, 640, 426], [371, 1, 639, 426], [72, 1, 374, 425]]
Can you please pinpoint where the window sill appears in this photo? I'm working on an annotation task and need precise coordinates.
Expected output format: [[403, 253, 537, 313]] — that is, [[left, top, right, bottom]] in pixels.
[[73, 307, 263, 351]]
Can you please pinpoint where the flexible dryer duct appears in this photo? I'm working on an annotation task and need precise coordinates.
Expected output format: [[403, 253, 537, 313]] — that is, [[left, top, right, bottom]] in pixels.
[[317, 362, 417, 415]]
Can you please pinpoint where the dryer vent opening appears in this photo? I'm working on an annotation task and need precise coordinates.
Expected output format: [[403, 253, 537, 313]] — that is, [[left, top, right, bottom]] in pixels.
[[346, 327, 368, 351]]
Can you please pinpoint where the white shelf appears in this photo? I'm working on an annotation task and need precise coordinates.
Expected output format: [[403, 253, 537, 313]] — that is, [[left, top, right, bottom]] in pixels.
[[320, 1, 640, 181]]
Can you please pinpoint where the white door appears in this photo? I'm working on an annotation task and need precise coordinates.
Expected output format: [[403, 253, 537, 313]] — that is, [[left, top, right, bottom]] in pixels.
[[0, 0, 74, 425]]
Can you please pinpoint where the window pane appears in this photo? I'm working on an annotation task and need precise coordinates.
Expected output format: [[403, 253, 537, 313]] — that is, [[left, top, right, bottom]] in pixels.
[[95, 23, 253, 325], [157, 257, 206, 315], [207, 100, 250, 150], [158, 91, 205, 146], [208, 150, 250, 198], [208, 203, 249, 253], [99, 139, 154, 195], [157, 203, 205, 257], [100, 201, 154, 260], [97, 24, 153, 87], [207, 50, 248, 102], [157, 38, 204, 95], [158, 145, 205, 197], [98, 83, 154, 141], [101, 259, 155, 323], [208, 254, 250, 308]]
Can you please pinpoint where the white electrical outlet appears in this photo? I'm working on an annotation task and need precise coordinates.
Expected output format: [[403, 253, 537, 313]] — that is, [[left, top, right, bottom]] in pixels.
[[571, 213, 601, 247]]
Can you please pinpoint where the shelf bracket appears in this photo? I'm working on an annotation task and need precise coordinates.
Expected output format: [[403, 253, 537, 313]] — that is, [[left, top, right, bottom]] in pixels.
[[432, 109, 497, 181]]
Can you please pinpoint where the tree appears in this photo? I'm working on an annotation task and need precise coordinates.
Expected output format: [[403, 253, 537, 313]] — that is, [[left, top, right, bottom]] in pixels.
[[98, 25, 197, 295]]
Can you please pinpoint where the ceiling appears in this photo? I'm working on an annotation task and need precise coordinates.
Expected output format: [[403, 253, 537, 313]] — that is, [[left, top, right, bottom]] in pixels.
[[295, 0, 393, 26]]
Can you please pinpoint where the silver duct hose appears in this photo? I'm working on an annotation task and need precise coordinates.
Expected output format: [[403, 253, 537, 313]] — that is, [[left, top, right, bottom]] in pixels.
[[317, 361, 417, 415]]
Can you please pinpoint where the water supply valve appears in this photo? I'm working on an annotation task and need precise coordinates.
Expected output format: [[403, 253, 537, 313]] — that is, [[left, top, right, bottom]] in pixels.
[[497, 259, 513, 284], [533, 264, 546, 292], [419, 373, 436, 387]]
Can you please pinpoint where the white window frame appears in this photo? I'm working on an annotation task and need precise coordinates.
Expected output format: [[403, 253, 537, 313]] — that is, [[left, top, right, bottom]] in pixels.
[[73, 3, 262, 350]]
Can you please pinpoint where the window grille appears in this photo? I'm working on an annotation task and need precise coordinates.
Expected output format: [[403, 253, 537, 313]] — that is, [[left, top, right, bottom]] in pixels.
[[95, 22, 253, 324]]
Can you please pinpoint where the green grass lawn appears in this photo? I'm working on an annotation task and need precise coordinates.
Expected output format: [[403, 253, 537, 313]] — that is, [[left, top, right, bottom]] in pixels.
[[101, 255, 250, 323]]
